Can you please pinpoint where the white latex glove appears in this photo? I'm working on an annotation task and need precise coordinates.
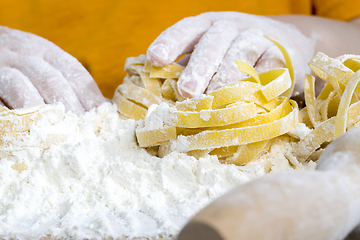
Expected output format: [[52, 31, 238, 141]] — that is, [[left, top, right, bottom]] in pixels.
[[147, 12, 316, 98], [0, 26, 106, 115]]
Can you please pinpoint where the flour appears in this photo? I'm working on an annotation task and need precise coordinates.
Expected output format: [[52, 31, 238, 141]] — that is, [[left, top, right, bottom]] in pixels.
[[0, 102, 315, 239]]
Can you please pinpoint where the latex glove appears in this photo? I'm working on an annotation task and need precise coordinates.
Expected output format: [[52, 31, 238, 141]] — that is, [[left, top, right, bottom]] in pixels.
[[147, 12, 316, 98], [0, 26, 106, 115]]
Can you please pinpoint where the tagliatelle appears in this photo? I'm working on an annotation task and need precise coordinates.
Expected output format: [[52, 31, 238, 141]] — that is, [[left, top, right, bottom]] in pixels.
[[113, 90, 147, 121], [139, 71, 162, 96], [255, 69, 292, 102], [294, 117, 335, 162], [173, 101, 259, 128], [209, 81, 261, 108], [114, 37, 300, 166], [127, 52, 360, 164], [336, 55, 360, 72], [175, 95, 213, 112], [308, 52, 353, 91], [208, 69, 292, 109], [220, 98, 292, 129], [136, 126, 177, 147], [320, 91, 337, 121], [222, 140, 269, 166], [160, 78, 179, 102], [335, 70, 360, 138], [264, 35, 295, 98], [304, 74, 321, 127], [118, 79, 162, 108], [180, 101, 298, 151], [293, 53, 360, 162], [149, 62, 185, 79], [209, 146, 239, 158], [236, 60, 260, 84]]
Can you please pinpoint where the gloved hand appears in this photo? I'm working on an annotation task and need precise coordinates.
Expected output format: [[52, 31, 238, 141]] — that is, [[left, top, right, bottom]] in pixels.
[[147, 12, 316, 98], [0, 26, 106, 115]]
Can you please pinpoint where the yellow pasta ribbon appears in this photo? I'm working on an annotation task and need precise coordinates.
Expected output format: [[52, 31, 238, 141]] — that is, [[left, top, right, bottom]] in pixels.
[[173, 101, 259, 128], [136, 126, 177, 147], [175, 95, 213, 111], [254, 68, 292, 102], [139, 71, 162, 96], [264, 35, 294, 98], [223, 140, 269, 166], [304, 74, 321, 127], [334, 70, 360, 138], [236, 60, 260, 84], [113, 90, 147, 121], [182, 101, 298, 151], [308, 52, 353, 90], [209, 81, 261, 108], [118, 79, 162, 108], [150, 62, 185, 78]]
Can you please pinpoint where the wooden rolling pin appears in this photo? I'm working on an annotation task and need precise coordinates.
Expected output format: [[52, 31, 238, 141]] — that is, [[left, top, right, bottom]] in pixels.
[[178, 127, 360, 240]]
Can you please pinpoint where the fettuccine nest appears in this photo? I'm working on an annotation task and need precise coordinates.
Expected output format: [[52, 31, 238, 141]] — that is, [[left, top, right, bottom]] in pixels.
[[113, 37, 360, 166]]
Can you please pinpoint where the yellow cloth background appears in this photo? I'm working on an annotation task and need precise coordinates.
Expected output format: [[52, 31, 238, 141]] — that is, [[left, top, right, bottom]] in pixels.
[[0, 0, 358, 98]]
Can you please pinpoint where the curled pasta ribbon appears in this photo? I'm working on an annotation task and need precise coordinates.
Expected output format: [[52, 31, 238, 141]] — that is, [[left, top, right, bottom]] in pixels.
[[173, 101, 260, 128], [136, 126, 177, 147], [117, 78, 162, 108], [222, 140, 270, 166], [118, 37, 299, 166], [114, 54, 186, 119], [264, 35, 295, 98], [135, 69, 296, 149], [179, 100, 298, 151], [294, 52, 360, 162], [113, 90, 147, 121]]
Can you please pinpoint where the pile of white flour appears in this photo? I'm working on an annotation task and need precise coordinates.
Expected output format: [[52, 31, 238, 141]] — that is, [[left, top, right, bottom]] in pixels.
[[0, 102, 315, 239]]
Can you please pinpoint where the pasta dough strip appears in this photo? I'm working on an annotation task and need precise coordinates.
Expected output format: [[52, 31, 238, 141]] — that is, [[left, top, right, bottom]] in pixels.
[[139, 72, 162, 96], [118, 79, 162, 107], [304, 74, 321, 127], [173, 101, 259, 128], [223, 140, 269, 166], [294, 117, 335, 162], [218, 98, 292, 129], [136, 126, 177, 147], [209, 81, 261, 108], [236, 60, 260, 84], [308, 52, 354, 89], [335, 70, 360, 138], [255, 69, 292, 102], [113, 90, 147, 120], [179, 101, 298, 151], [264, 35, 294, 98], [320, 91, 337, 121], [176, 95, 213, 111], [150, 62, 185, 78]]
